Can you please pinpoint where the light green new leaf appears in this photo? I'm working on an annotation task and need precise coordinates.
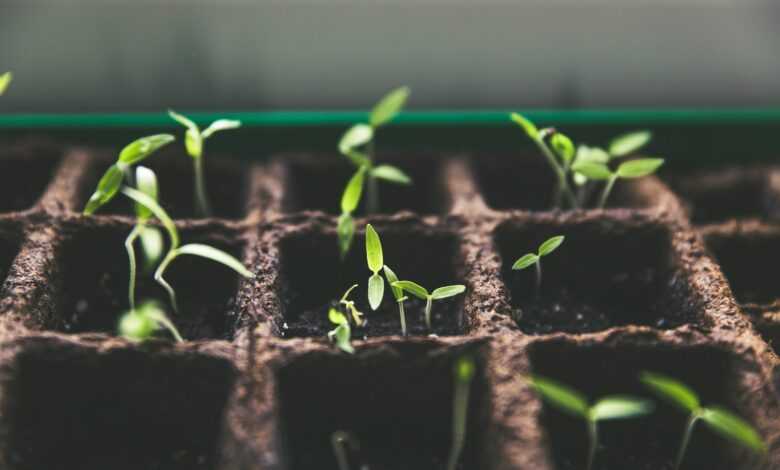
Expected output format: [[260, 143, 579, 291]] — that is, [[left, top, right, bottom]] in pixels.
[[575, 145, 610, 165], [431, 285, 466, 300], [365, 224, 383, 272], [510, 113, 539, 140], [616, 158, 664, 179], [371, 165, 412, 185], [174, 243, 254, 278], [139, 226, 164, 269], [168, 109, 198, 131], [591, 396, 654, 421], [529, 376, 589, 419], [572, 161, 612, 180], [84, 164, 124, 214], [169, 110, 204, 158], [134, 166, 158, 221], [329, 323, 354, 354], [700, 407, 766, 454], [337, 212, 355, 258], [392, 280, 429, 300], [202, 119, 241, 138], [121, 187, 180, 248], [328, 307, 348, 326], [0, 72, 11, 95], [383, 265, 403, 300], [609, 130, 652, 157], [370, 86, 410, 127], [118, 134, 176, 165], [339, 124, 374, 155], [512, 253, 538, 271], [341, 167, 366, 214], [538, 235, 564, 257], [368, 273, 385, 310], [551, 133, 575, 164], [119, 308, 157, 342], [640, 372, 700, 412]]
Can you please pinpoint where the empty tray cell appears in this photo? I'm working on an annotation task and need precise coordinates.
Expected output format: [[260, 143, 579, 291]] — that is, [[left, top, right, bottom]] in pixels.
[[529, 340, 754, 470], [53, 223, 247, 340], [1, 343, 235, 470], [276, 344, 490, 470], [472, 154, 653, 212], [275, 224, 465, 338], [279, 154, 448, 215], [78, 152, 248, 220], [0, 150, 61, 213], [494, 218, 698, 334]]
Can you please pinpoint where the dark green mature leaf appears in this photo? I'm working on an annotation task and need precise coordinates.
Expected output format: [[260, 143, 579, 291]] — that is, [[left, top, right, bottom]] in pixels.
[[512, 253, 538, 271], [370, 86, 410, 127], [118, 134, 176, 165], [368, 273, 385, 310], [371, 165, 411, 185], [640, 372, 700, 412], [616, 158, 664, 178], [609, 130, 652, 157], [174, 243, 254, 278], [538, 235, 564, 257], [454, 355, 476, 383], [510, 113, 539, 140], [392, 280, 429, 300], [337, 212, 355, 258], [431, 285, 466, 300], [134, 166, 158, 221], [551, 133, 575, 164], [339, 124, 374, 155], [341, 167, 366, 214], [700, 407, 766, 454], [529, 376, 589, 419], [572, 161, 612, 180], [591, 396, 654, 421], [84, 164, 124, 214], [365, 224, 383, 273], [0, 72, 11, 96], [383, 265, 403, 301]]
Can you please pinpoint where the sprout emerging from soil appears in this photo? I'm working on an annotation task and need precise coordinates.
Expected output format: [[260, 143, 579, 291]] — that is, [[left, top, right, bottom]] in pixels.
[[168, 110, 241, 217], [529, 375, 654, 470], [512, 235, 564, 297], [337, 87, 412, 257], [382, 265, 408, 336], [640, 371, 766, 469], [365, 224, 386, 310], [447, 355, 476, 470], [119, 300, 183, 343], [391, 280, 465, 330], [573, 157, 664, 209], [0, 72, 11, 95], [328, 285, 364, 354], [331, 430, 361, 470]]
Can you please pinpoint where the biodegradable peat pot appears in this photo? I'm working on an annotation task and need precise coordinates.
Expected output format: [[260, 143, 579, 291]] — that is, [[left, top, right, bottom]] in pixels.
[[0, 143, 777, 470]]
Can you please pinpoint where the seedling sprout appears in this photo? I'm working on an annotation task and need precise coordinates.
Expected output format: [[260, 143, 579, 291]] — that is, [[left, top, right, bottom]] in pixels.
[[391, 280, 465, 330], [168, 110, 241, 217], [640, 371, 766, 469], [365, 224, 386, 310], [382, 264, 408, 336], [331, 431, 361, 470], [447, 355, 476, 470], [529, 374, 654, 470], [512, 235, 564, 297], [119, 300, 183, 343], [0, 72, 11, 95], [573, 157, 664, 209]]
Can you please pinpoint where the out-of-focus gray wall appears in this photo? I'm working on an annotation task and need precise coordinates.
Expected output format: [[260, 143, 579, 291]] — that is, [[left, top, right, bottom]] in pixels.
[[1, 0, 780, 112]]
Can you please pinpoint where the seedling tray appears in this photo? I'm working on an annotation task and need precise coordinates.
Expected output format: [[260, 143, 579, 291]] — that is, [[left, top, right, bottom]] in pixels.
[[0, 110, 778, 470]]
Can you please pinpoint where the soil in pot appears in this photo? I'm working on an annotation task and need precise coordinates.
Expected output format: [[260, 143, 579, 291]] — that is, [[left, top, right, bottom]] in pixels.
[[0, 227, 21, 288], [0, 150, 61, 213]]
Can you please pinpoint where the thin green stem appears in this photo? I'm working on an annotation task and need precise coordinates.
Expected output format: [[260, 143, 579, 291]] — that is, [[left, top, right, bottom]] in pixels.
[[598, 174, 618, 209], [193, 156, 212, 217], [534, 259, 542, 298], [398, 300, 407, 336], [533, 138, 577, 209], [675, 413, 700, 470], [446, 372, 472, 470], [586, 419, 598, 470], [154, 250, 179, 313], [147, 309, 184, 342], [124, 225, 143, 310], [425, 296, 433, 330]]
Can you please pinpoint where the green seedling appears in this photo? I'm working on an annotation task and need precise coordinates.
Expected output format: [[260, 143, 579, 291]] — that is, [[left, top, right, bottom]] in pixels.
[[337, 87, 412, 257], [391, 280, 466, 330], [327, 285, 363, 354], [512, 235, 564, 297], [447, 355, 476, 470], [119, 300, 183, 343], [168, 110, 241, 217], [382, 265, 408, 336], [331, 431, 360, 470], [573, 157, 664, 209], [83, 134, 176, 215], [640, 371, 766, 469], [365, 224, 385, 310], [339, 284, 365, 327], [529, 375, 654, 470], [0, 72, 12, 95]]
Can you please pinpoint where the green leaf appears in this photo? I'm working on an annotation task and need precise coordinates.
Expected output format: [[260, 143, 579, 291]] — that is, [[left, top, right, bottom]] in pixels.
[[120, 187, 180, 249], [173, 243, 254, 278], [0, 72, 11, 96], [202, 119, 241, 139], [512, 253, 538, 271], [383, 265, 403, 300], [371, 165, 412, 185], [337, 213, 355, 258], [339, 124, 374, 155], [616, 158, 664, 179], [591, 396, 654, 421], [138, 226, 164, 270], [538, 235, 564, 257], [392, 280, 429, 300], [510, 113, 539, 140], [571, 161, 612, 180], [329, 323, 354, 354], [328, 307, 348, 326], [119, 309, 157, 342], [609, 130, 652, 157], [640, 372, 700, 412], [118, 134, 176, 165], [368, 273, 385, 310], [84, 164, 124, 214], [700, 407, 766, 454], [575, 145, 610, 165], [454, 355, 476, 383], [369, 86, 410, 127], [168, 109, 198, 131], [551, 133, 575, 164], [365, 224, 383, 273], [134, 166, 158, 221], [341, 167, 366, 214], [431, 285, 466, 300], [529, 375, 589, 419]]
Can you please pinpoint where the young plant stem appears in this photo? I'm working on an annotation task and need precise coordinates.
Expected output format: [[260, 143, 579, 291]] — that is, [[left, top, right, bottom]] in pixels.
[[534, 139, 577, 209], [124, 225, 143, 310], [586, 419, 598, 470], [598, 174, 618, 209], [534, 259, 542, 298], [154, 251, 179, 312], [447, 366, 472, 470], [331, 431, 358, 470], [398, 300, 407, 336], [675, 414, 700, 470], [193, 156, 211, 217], [366, 140, 379, 214], [424, 296, 433, 330], [148, 309, 184, 342]]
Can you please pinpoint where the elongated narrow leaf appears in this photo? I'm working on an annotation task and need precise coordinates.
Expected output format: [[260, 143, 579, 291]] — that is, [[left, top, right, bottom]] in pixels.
[[328, 307, 348, 326], [168, 109, 198, 131], [118, 134, 176, 165], [609, 130, 652, 157], [120, 187, 180, 248], [371, 165, 412, 185], [551, 133, 575, 164], [84, 164, 124, 214], [529, 376, 589, 419], [591, 396, 654, 421], [339, 124, 374, 155], [617, 158, 664, 179], [329, 323, 354, 354], [202, 119, 241, 138], [640, 371, 700, 412], [370, 86, 410, 127], [383, 265, 403, 300], [337, 212, 355, 258], [392, 280, 429, 300], [341, 168, 365, 214], [0, 72, 11, 95], [365, 224, 383, 273], [571, 161, 612, 180], [134, 166, 158, 221], [512, 253, 538, 271], [431, 285, 466, 300], [138, 226, 164, 270], [368, 273, 385, 310], [700, 407, 766, 454], [510, 113, 539, 140], [174, 243, 254, 278], [538, 235, 564, 257]]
